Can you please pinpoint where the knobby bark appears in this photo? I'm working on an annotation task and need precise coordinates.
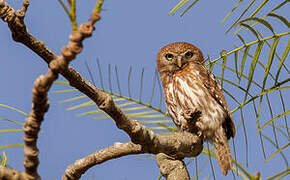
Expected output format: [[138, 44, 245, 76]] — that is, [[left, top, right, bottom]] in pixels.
[[63, 142, 144, 180], [0, 0, 203, 179], [157, 153, 190, 180]]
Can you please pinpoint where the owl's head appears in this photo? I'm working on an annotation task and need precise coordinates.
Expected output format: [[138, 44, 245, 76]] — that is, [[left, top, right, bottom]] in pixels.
[[157, 42, 203, 74]]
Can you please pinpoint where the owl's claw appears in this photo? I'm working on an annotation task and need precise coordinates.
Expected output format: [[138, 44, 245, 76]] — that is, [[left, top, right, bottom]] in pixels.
[[180, 109, 202, 135], [197, 130, 202, 137], [183, 109, 201, 122], [195, 121, 204, 137], [195, 121, 204, 129]]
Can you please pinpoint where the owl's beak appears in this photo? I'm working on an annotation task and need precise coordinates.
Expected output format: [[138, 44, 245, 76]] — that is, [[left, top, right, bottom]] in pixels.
[[176, 56, 182, 68]]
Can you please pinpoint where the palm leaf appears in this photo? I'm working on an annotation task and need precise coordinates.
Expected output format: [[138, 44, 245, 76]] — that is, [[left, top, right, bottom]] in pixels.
[[268, 13, 290, 28], [53, 8, 289, 177], [258, 110, 290, 132], [261, 133, 288, 167], [267, 168, 290, 180], [0, 104, 28, 116], [169, 0, 201, 16], [53, 62, 171, 132], [233, 1, 289, 35], [221, 0, 244, 25], [0, 144, 24, 150], [1, 152, 7, 167], [264, 143, 289, 163]]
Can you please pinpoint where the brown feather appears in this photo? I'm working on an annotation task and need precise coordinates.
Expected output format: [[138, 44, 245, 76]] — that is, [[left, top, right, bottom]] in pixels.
[[212, 127, 233, 175], [198, 65, 236, 139]]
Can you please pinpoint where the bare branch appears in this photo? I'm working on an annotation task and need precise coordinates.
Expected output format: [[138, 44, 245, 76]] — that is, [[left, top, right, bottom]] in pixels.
[[157, 153, 190, 180], [63, 131, 203, 180], [23, 72, 54, 179], [1, 0, 104, 179], [62, 132, 203, 180], [63, 142, 143, 180], [0, 0, 203, 179], [0, 167, 25, 179]]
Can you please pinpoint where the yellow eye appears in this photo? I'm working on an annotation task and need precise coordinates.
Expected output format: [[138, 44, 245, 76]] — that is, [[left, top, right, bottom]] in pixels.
[[185, 51, 193, 59], [165, 53, 174, 61]]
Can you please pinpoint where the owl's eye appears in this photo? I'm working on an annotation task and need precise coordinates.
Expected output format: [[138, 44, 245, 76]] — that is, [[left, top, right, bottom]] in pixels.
[[165, 53, 174, 61], [185, 51, 193, 59]]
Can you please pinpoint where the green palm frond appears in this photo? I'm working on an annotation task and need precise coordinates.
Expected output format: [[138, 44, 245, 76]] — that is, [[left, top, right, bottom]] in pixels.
[[0, 118, 24, 126], [0, 104, 28, 116], [54, 28, 289, 176], [206, 12, 288, 176], [0, 144, 24, 150], [261, 133, 288, 167], [57, 0, 77, 31], [0, 129, 24, 133], [54, 3, 289, 178], [258, 110, 290, 132], [201, 148, 256, 180], [267, 168, 290, 180], [169, 0, 201, 17], [264, 143, 289, 163], [191, 157, 209, 180], [221, 0, 244, 25], [205, 143, 216, 180], [1, 152, 7, 167], [0, 104, 27, 167], [53, 59, 172, 132], [232, 0, 289, 35]]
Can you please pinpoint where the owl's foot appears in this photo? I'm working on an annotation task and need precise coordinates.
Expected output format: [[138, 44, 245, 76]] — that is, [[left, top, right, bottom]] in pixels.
[[181, 109, 202, 134], [195, 121, 204, 137], [197, 130, 202, 137], [183, 109, 202, 122], [195, 121, 203, 129]]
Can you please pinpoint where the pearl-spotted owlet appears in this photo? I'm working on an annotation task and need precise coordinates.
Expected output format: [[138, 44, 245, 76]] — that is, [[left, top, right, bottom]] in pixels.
[[157, 42, 236, 175]]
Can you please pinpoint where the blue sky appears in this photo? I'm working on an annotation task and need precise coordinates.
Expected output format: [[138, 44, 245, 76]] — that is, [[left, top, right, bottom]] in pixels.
[[0, 0, 289, 179]]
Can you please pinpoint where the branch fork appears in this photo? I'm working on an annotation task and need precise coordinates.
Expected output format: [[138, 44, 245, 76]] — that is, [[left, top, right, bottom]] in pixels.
[[0, 0, 204, 179]]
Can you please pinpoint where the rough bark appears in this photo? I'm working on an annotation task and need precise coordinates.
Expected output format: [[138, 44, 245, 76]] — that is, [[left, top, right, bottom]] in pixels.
[[157, 153, 190, 180], [0, 1, 203, 179]]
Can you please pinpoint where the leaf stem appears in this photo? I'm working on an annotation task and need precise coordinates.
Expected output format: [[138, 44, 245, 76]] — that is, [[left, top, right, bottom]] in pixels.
[[209, 32, 290, 64]]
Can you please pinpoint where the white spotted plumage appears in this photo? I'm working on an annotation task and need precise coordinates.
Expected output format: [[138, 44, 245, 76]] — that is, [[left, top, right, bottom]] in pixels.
[[165, 64, 225, 139]]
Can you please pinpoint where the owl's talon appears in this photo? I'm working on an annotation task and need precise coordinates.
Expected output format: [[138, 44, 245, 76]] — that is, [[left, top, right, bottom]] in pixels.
[[183, 109, 202, 122], [197, 131, 202, 137], [195, 121, 203, 129]]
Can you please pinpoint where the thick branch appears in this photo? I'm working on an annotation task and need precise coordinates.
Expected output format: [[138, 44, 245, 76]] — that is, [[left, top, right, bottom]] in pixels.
[[62, 131, 202, 179], [1, 0, 104, 179], [1, 0, 203, 155], [1, 1, 203, 179], [157, 153, 190, 180], [62, 142, 143, 180], [0, 167, 26, 180], [23, 72, 54, 180]]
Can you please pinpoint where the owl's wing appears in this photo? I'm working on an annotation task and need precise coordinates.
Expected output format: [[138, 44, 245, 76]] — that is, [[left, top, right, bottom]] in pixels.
[[199, 64, 236, 139]]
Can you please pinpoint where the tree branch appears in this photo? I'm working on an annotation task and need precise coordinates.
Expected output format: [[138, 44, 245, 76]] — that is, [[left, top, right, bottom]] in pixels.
[[157, 153, 190, 180], [0, 167, 25, 180], [63, 131, 203, 179], [62, 142, 144, 180], [0, 0, 104, 179], [0, 0, 203, 179]]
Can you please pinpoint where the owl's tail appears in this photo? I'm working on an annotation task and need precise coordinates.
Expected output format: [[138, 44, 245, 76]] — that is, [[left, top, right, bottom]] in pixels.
[[212, 128, 233, 176]]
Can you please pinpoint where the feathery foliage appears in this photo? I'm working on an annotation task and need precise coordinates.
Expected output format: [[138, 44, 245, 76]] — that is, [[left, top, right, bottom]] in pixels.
[[1, 0, 288, 179], [0, 104, 26, 168], [54, 0, 289, 179], [53, 59, 174, 133]]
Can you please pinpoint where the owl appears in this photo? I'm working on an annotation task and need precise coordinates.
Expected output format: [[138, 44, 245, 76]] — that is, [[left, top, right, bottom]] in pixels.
[[157, 42, 236, 176]]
